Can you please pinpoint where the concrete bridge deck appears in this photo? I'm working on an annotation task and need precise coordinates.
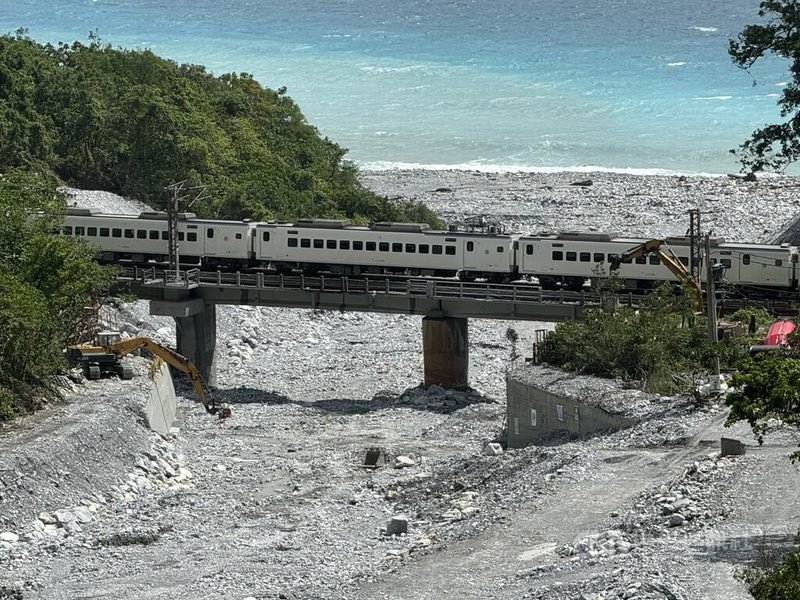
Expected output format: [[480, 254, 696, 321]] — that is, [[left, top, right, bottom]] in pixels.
[[116, 267, 799, 389]]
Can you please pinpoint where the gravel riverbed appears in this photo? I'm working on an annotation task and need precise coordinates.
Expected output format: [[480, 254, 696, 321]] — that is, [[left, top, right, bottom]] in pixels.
[[1, 170, 799, 600]]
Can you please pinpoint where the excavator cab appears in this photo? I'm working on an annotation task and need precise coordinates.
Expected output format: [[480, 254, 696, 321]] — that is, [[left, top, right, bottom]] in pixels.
[[68, 331, 134, 381]]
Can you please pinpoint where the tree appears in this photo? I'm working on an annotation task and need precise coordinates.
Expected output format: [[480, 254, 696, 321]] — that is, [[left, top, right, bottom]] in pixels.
[[0, 33, 443, 227], [730, 1, 800, 172], [0, 168, 114, 419], [725, 348, 800, 461]]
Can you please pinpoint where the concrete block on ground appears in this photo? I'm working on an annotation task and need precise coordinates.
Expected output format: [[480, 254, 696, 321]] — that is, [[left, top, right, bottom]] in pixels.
[[720, 437, 746, 456], [145, 359, 177, 436], [386, 515, 408, 536]]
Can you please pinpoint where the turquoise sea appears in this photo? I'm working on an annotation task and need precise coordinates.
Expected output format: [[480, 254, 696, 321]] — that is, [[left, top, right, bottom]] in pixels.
[[0, 0, 790, 174]]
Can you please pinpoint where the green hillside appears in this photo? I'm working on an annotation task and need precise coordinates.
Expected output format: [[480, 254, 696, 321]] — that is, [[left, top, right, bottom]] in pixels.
[[0, 32, 440, 226]]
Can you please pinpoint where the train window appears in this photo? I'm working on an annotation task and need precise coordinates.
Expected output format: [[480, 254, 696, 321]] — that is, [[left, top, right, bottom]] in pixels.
[[445, 246, 456, 255], [161, 231, 169, 240], [207, 228, 215, 239], [288, 238, 298, 247], [301, 239, 311, 248], [187, 232, 197, 242], [178, 232, 185, 241], [340, 240, 350, 250], [314, 239, 324, 249], [419, 244, 429, 254], [579, 252, 590, 262], [379, 242, 389, 252], [124, 229, 134, 239], [526, 245, 534, 256], [326, 240, 336, 249], [149, 230, 159, 240], [432, 245, 443, 255], [62, 226, 73, 235], [99, 228, 109, 237], [112, 228, 122, 238], [353, 241, 363, 250], [649, 255, 660, 265], [552, 251, 563, 261], [721, 258, 732, 268], [497, 246, 504, 253], [566, 252, 577, 262], [392, 243, 403, 253], [635, 257, 646, 265], [75, 226, 85, 236], [406, 243, 416, 253], [593, 253, 604, 263], [137, 230, 147, 239], [743, 254, 750, 265], [366, 241, 376, 251], [466, 241, 474, 252], [776, 259, 783, 267], [87, 227, 97, 236], [679, 256, 689, 266], [262, 231, 271, 242]]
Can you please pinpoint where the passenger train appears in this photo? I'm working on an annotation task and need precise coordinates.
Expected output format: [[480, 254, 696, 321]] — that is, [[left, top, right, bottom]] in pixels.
[[61, 208, 800, 292]]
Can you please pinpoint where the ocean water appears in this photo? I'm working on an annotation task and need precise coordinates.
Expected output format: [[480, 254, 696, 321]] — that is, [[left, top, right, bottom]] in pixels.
[[0, 0, 791, 174]]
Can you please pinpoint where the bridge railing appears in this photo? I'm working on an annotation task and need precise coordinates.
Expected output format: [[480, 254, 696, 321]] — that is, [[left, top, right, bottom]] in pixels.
[[118, 267, 651, 307]]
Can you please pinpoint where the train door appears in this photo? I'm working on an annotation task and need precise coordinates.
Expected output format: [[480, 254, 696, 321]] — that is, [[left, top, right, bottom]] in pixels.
[[257, 227, 274, 261], [204, 226, 218, 256], [463, 239, 478, 270]]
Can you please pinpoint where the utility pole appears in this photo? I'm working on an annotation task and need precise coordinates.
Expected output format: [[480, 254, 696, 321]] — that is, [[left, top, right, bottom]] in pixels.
[[688, 208, 702, 281], [705, 233, 718, 344], [164, 181, 210, 285]]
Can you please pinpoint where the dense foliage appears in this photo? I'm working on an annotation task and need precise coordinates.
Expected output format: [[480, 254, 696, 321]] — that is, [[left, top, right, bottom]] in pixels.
[[0, 169, 114, 419], [0, 32, 441, 226], [738, 546, 800, 600], [539, 284, 750, 394], [725, 337, 800, 461], [730, 1, 800, 172]]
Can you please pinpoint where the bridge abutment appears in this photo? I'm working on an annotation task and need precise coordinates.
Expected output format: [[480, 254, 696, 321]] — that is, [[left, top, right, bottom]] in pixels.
[[150, 298, 217, 387], [422, 316, 469, 389]]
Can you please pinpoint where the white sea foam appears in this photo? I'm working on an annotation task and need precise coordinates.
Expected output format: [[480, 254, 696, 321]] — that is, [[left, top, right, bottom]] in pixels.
[[693, 95, 732, 101], [358, 160, 730, 177], [691, 26, 718, 32], [667, 62, 686, 67]]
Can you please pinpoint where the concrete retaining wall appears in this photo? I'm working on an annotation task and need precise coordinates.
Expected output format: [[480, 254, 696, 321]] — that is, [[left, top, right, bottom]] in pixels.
[[506, 377, 636, 448]]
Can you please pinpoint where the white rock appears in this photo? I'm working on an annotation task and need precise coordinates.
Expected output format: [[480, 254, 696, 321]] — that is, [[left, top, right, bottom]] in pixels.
[[0, 532, 19, 543], [38, 511, 56, 525], [392, 455, 416, 469], [483, 442, 503, 456], [72, 506, 93, 524], [669, 513, 686, 527]]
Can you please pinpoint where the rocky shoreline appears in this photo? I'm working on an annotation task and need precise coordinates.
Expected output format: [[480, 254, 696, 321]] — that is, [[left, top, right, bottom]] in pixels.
[[361, 169, 800, 244]]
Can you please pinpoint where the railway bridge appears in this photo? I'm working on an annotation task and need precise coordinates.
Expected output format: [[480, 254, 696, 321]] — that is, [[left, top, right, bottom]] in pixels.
[[118, 267, 794, 389], [119, 267, 613, 388]]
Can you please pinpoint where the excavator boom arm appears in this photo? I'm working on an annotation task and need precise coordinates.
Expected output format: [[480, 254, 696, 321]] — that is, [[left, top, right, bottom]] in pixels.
[[609, 240, 704, 313], [107, 337, 212, 411]]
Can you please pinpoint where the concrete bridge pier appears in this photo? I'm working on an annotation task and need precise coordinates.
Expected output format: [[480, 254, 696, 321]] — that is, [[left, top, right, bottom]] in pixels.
[[422, 315, 469, 389], [150, 298, 217, 387]]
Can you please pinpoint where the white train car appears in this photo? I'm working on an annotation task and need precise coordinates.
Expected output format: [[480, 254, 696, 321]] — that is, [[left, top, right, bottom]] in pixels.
[[518, 231, 799, 290], [712, 242, 797, 289], [254, 219, 516, 281], [63, 208, 253, 267]]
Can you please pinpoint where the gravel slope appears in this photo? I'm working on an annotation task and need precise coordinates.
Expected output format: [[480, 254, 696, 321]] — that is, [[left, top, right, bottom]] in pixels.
[[1, 170, 799, 600]]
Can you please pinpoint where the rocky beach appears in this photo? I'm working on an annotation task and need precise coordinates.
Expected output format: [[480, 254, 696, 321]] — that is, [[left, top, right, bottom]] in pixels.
[[1, 169, 799, 600]]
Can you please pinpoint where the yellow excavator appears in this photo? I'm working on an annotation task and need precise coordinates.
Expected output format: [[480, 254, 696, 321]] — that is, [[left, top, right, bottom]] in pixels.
[[67, 333, 213, 412], [608, 239, 704, 314]]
